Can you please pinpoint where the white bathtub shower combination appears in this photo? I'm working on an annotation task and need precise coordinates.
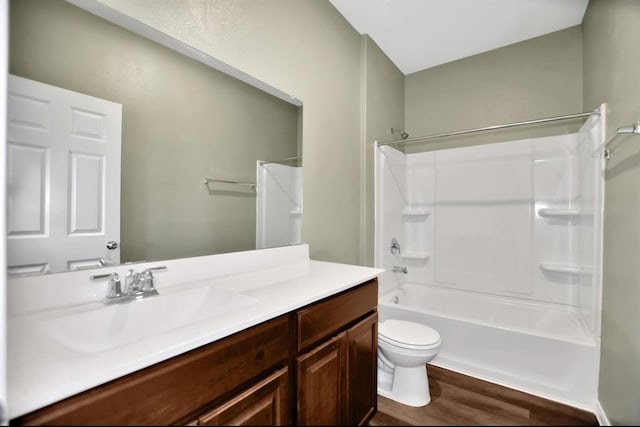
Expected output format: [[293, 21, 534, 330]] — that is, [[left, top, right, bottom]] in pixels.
[[255, 161, 303, 249], [374, 109, 605, 410]]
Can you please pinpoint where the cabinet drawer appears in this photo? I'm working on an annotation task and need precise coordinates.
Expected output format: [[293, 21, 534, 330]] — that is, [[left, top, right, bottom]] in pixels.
[[296, 279, 377, 352], [198, 366, 289, 426], [15, 315, 290, 426]]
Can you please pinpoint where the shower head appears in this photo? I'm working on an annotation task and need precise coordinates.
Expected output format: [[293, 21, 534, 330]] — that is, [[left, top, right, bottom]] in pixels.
[[391, 127, 409, 140]]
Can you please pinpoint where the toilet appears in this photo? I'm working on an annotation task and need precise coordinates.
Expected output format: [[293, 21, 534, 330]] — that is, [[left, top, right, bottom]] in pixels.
[[377, 319, 442, 407]]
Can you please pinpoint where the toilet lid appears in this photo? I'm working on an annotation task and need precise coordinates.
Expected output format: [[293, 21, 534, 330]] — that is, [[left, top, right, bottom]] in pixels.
[[379, 319, 441, 347]]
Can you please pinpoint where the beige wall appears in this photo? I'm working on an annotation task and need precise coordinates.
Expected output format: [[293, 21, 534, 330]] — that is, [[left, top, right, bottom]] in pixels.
[[93, 0, 365, 264], [361, 35, 404, 266], [405, 26, 583, 152], [583, 1, 640, 424], [9, 0, 299, 264]]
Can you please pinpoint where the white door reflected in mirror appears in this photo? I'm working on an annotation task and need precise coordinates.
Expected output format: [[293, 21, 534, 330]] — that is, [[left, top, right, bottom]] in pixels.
[[7, 74, 122, 276]]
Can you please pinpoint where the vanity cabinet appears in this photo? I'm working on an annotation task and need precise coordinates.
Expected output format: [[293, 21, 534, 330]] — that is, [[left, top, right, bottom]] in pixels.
[[12, 315, 291, 426], [295, 279, 378, 426], [11, 278, 378, 426]]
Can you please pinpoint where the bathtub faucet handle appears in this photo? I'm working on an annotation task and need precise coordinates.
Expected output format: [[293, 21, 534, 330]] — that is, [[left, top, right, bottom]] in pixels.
[[390, 238, 401, 255]]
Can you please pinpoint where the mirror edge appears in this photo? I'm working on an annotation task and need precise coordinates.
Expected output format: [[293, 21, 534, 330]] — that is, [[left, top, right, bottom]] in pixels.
[[65, 0, 303, 108]]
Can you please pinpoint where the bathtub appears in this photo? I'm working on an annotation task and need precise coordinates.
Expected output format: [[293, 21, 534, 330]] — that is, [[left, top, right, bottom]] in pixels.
[[378, 282, 600, 411]]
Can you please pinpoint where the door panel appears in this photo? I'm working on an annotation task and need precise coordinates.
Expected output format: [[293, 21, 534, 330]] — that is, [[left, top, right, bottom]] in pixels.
[[347, 313, 378, 425], [7, 74, 122, 274], [296, 332, 347, 426]]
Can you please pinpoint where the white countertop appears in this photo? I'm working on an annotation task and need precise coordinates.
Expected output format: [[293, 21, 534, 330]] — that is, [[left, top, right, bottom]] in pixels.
[[7, 246, 383, 419]]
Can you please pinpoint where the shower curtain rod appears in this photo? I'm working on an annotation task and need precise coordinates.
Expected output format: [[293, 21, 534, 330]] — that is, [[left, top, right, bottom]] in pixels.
[[592, 121, 640, 159], [376, 109, 599, 147]]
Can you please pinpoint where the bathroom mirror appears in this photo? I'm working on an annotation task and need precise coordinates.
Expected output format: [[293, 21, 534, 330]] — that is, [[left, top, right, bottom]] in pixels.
[[7, 0, 303, 276]]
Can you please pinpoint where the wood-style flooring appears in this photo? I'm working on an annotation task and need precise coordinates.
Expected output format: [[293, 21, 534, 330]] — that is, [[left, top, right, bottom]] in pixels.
[[368, 364, 599, 426]]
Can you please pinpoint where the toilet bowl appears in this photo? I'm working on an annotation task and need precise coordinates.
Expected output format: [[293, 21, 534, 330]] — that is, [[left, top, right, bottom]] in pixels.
[[377, 319, 441, 407]]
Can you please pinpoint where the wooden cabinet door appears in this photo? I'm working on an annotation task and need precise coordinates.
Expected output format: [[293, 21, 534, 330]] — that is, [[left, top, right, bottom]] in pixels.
[[198, 367, 289, 426], [296, 332, 348, 426], [347, 312, 378, 426]]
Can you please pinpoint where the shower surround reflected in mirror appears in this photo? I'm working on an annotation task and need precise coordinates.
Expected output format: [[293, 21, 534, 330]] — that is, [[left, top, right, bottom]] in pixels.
[[7, 0, 303, 276]]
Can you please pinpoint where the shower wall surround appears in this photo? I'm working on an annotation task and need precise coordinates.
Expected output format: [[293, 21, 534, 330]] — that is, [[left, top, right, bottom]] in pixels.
[[375, 109, 605, 340], [256, 162, 303, 249]]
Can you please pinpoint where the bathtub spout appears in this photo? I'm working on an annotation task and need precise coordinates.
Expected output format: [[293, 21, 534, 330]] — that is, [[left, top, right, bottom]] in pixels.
[[392, 266, 408, 274]]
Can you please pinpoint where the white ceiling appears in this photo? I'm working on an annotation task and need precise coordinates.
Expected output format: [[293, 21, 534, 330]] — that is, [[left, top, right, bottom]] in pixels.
[[329, 0, 589, 75]]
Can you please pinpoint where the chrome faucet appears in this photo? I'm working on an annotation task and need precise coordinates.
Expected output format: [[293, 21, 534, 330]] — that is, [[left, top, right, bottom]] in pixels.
[[124, 269, 144, 296], [390, 237, 408, 274], [392, 265, 408, 274], [90, 266, 166, 304]]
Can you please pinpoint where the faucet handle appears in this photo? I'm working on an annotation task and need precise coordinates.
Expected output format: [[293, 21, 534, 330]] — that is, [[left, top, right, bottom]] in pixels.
[[141, 266, 166, 293], [390, 237, 401, 254], [90, 272, 122, 299]]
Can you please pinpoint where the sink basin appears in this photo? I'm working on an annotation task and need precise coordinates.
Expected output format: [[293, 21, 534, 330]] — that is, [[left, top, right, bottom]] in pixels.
[[39, 286, 258, 354]]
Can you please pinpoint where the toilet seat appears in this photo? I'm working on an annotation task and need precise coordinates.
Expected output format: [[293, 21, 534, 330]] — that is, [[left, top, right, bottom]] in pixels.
[[379, 319, 441, 350]]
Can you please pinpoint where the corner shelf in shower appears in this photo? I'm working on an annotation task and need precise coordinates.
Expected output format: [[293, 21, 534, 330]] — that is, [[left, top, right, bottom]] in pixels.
[[539, 262, 592, 276], [537, 208, 592, 220], [401, 208, 430, 218], [400, 251, 430, 261]]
